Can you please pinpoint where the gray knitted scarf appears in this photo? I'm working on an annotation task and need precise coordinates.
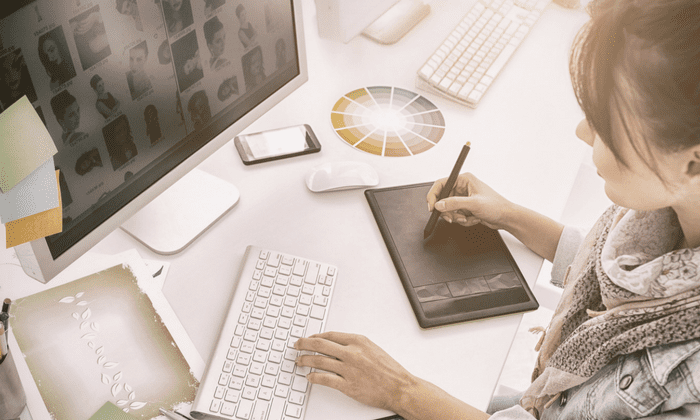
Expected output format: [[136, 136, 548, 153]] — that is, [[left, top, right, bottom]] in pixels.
[[521, 206, 700, 417]]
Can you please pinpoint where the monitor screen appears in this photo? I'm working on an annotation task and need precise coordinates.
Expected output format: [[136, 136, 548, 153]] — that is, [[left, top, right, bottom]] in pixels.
[[0, 0, 299, 261]]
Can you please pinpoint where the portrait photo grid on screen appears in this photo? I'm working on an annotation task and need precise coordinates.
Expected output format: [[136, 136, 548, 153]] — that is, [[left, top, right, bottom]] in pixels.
[[0, 0, 297, 231]]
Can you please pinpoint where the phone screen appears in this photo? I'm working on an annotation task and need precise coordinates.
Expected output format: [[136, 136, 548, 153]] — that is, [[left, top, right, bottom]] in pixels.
[[244, 125, 312, 159]]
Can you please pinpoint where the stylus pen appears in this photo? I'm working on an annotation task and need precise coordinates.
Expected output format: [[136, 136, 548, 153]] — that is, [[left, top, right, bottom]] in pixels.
[[424, 141, 471, 239]]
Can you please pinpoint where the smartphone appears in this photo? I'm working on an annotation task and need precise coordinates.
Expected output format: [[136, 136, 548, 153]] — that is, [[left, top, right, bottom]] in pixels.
[[233, 124, 321, 165]]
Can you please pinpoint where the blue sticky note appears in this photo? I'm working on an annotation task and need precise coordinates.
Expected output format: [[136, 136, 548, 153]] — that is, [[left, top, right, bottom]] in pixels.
[[0, 157, 58, 224]]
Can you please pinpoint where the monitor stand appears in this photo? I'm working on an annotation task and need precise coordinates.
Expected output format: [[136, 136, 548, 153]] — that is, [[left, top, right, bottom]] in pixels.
[[120, 168, 239, 255]]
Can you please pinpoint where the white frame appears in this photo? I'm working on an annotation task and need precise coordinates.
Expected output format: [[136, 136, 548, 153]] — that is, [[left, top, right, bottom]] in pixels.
[[18, 0, 308, 283]]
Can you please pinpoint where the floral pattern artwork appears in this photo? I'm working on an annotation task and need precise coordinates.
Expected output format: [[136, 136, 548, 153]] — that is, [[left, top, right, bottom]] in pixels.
[[60, 292, 147, 412], [10, 264, 198, 420]]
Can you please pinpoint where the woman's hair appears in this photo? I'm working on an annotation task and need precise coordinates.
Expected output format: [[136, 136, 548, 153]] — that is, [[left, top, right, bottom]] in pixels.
[[116, 0, 132, 14], [204, 16, 224, 45], [75, 149, 101, 175], [50, 89, 77, 122], [37, 30, 66, 80], [144, 104, 157, 120], [570, 0, 700, 175], [90, 74, 102, 90]]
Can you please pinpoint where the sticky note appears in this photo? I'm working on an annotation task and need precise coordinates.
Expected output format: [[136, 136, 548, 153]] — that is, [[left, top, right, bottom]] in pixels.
[[0, 157, 59, 223], [5, 170, 62, 248], [88, 402, 138, 420], [0, 96, 58, 192]]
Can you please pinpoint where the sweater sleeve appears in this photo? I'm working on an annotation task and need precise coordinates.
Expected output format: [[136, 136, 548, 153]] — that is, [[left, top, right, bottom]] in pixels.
[[550, 225, 587, 288]]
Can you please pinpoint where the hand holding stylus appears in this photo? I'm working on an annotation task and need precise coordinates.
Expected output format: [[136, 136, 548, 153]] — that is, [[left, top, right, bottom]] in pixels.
[[423, 141, 471, 239], [426, 172, 515, 231]]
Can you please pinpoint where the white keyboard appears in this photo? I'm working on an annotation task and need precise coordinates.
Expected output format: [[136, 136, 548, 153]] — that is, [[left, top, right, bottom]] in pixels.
[[191, 246, 338, 420], [416, 0, 550, 107]]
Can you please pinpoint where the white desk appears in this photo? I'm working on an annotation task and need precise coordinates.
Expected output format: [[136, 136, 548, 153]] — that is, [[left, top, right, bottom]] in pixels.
[[0, 1, 590, 418]]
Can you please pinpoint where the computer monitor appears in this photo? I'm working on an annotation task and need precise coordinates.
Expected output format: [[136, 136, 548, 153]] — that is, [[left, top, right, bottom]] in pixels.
[[1, 0, 307, 282]]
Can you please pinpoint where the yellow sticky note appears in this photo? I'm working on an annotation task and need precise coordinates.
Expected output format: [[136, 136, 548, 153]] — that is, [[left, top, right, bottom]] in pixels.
[[0, 96, 58, 192], [5, 170, 62, 248]]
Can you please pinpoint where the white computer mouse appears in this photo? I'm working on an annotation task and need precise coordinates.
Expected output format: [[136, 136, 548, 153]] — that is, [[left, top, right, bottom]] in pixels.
[[305, 161, 379, 192]]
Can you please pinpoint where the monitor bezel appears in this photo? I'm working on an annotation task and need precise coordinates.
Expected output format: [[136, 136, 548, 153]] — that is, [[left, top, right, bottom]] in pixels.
[[18, 0, 308, 282]]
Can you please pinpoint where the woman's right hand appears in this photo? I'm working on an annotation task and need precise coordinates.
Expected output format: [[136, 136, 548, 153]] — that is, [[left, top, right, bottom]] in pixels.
[[427, 172, 515, 231]]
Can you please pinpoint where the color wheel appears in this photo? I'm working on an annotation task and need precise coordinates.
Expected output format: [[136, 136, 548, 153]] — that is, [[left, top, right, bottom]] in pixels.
[[331, 86, 445, 157]]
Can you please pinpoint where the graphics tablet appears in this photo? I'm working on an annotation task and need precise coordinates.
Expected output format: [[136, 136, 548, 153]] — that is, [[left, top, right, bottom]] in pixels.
[[365, 182, 538, 328]]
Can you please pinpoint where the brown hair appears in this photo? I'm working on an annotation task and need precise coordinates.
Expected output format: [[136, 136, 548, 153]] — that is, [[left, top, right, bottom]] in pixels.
[[570, 0, 700, 174]]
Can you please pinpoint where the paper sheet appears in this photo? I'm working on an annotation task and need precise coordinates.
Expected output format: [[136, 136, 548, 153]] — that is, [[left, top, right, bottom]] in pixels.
[[0, 157, 59, 224], [89, 402, 139, 420], [5, 170, 62, 248], [0, 96, 58, 192], [8, 251, 204, 420]]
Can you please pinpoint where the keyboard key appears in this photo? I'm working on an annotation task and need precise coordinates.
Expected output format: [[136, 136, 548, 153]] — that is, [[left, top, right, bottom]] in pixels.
[[306, 319, 323, 337], [268, 252, 281, 267], [310, 306, 325, 320], [292, 260, 307, 276], [233, 365, 247, 377], [285, 404, 303, 419], [269, 350, 283, 363], [289, 390, 305, 405], [268, 397, 286, 420], [290, 276, 303, 287], [274, 385, 288, 400], [278, 372, 293, 386], [242, 386, 257, 400], [292, 375, 309, 393], [230, 377, 244, 390], [221, 402, 236, 416], [265, 363, 280, 376], [305, 263, 320, 285], [225, 389, 240, 403], [246, 374, 261, 387], [236, 400, 254, 419], [281, 359, 295, 373], [219, 373, 230, 386], [210, 399, 221, 413], [252, 401, 269, 420], [259, 387, 273, 401]]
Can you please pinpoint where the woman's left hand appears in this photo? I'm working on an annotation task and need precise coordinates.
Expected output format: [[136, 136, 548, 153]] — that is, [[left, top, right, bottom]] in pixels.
[[294, 332, 416, 412]]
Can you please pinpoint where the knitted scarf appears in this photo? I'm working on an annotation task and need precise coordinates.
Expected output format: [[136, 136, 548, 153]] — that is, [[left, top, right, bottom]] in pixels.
[[520, 206, 700, 418]]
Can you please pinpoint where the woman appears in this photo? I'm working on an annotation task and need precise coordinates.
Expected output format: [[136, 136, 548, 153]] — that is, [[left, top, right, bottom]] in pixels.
[[90, 74, 120, 119], [162, 0, 194, 36], [295, 1, 700, 419], [38, 28, 77, 89], [144, 104, 163, 144], [236, 4, 256, 49], [116, 0, 142, 31], [0, 50, 37, 108]]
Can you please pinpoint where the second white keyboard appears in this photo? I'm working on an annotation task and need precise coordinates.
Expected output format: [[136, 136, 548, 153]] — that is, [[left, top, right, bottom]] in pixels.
[[416, 0, 550, 107], [191, 246, 338, 420]]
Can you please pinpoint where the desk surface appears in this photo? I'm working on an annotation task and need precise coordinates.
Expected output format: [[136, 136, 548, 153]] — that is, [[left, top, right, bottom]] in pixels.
[[0, 1, 590, 418]]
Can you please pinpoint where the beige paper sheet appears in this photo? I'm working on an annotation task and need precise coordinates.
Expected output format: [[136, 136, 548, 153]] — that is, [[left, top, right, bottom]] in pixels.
[[0, 96, 58, 192], [10, 261, 200, 419]]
